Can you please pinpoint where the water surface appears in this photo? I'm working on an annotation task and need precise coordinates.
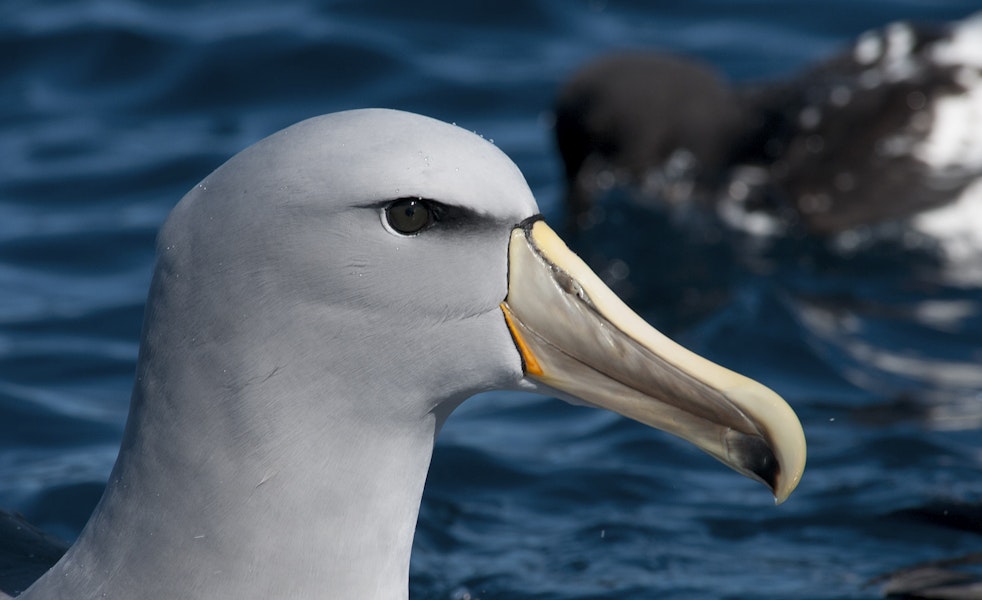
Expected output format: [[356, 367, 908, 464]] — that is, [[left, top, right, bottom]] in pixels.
[[2, 1, 981, 598]]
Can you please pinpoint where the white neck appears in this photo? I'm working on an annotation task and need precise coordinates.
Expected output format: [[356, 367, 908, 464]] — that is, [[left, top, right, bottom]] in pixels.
[[26, 367, 438, 600], [23, 273, 446, 600]]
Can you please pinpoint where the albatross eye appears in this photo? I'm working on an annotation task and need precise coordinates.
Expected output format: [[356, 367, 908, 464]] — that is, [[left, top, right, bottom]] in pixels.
[[385, 198, 434, 235]]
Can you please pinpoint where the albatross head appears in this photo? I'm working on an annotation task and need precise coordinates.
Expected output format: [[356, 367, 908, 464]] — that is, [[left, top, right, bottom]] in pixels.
[[22, 109, 804, 600]]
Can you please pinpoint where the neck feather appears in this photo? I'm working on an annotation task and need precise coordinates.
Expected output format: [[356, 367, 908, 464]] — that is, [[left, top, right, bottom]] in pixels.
[[25, 339, 438, 600]]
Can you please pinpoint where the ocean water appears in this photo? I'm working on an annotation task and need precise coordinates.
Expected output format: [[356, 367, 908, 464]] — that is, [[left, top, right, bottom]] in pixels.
[[2, 1, 982, 598]]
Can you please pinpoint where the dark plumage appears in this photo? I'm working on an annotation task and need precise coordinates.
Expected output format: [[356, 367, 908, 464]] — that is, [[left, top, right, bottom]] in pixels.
[[556, 14, 982, 238]]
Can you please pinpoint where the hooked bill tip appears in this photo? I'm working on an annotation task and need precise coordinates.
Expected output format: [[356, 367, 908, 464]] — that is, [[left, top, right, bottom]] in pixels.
[[724, 430, 780, 498]]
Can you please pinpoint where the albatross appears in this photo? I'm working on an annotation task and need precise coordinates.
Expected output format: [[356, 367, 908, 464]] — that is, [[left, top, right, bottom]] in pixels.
[[3, 108, 805, 599], [555, 13, 982, 240]]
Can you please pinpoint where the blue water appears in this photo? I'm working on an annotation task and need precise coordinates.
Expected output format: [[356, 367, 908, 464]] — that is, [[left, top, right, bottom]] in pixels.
[[3, 1, 982, 598]]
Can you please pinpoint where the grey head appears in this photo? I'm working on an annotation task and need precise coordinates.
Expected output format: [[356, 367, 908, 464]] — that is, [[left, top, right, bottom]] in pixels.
[[22, 108, 539, 599], [16, 109, 804, 599]]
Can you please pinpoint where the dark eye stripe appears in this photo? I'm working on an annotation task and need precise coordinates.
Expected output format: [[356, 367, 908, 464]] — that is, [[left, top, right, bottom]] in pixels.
[[379, 198, 501, 237]]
